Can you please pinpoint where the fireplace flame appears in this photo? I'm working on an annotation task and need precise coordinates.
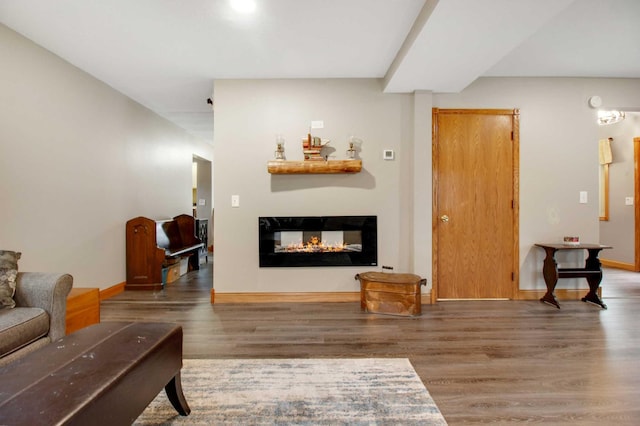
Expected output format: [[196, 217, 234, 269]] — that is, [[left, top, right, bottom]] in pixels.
[[286, 235, 347, 253], [275, 235, 361, 253]]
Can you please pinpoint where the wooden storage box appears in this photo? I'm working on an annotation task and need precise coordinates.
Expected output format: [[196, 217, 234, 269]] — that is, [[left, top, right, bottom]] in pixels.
[[179, 256, 190, 276], [356, 271, 426, 316], [162, 263, 181, 284]]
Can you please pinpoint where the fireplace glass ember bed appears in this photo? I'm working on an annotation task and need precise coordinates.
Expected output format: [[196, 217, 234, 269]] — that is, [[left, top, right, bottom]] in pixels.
[[259, 216, 377, 267]]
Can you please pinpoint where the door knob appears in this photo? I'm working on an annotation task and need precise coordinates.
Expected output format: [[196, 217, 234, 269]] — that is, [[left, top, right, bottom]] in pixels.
[[440, 215, 449, 223]]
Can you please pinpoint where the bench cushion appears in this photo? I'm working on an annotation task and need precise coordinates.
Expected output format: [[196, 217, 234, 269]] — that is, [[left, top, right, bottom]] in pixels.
[[0, 307, 49, 358]]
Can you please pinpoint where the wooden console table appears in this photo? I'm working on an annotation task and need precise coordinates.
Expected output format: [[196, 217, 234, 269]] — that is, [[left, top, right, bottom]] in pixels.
[[534, 243, 611, 309]]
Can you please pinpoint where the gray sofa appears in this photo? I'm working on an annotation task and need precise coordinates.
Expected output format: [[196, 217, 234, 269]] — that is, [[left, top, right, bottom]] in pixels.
[[0, 272, 73, 367]]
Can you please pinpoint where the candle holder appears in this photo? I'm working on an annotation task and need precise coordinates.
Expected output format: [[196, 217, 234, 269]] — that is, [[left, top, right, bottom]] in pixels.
[[346, 141, 356, 158], [274, 135, 285, 160], [346, 136, 362, 159]]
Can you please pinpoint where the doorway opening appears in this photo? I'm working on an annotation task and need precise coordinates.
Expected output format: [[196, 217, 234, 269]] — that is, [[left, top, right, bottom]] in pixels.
[[597, 112, 640, 271], [193, 155, 213, 263]]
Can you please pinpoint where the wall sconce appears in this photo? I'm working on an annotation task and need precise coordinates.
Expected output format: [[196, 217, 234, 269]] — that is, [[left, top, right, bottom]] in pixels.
[[598, 110, 625, 126]]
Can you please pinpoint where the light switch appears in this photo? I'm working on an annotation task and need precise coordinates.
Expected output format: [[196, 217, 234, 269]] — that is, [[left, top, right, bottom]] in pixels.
[[626, 197, 634, 206], [231, 195, 240, 208], [579, 191, 588, 204], [198, 199, 206, 206]]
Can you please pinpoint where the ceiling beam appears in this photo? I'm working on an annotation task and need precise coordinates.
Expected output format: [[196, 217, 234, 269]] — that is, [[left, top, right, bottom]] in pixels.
[[383, 0, 576, 94]]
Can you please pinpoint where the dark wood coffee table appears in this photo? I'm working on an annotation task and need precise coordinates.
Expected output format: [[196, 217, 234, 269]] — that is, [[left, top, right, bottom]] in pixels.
[[535, 243, 611, 309], [0, 322, 190, 425]]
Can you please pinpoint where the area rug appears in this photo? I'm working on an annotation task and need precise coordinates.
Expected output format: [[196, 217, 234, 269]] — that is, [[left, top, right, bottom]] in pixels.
[[134, 358, 447, 425]]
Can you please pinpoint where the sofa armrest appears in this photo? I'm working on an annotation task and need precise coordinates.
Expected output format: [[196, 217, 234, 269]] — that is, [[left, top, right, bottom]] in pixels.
[[14, 272, 73, 342]]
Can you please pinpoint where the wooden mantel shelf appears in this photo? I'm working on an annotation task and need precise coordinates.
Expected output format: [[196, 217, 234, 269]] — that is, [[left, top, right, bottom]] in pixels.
[[267, 159, 362, 174]]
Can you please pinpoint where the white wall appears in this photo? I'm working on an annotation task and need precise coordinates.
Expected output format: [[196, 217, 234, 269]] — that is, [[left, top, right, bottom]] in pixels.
[[0, 24, 213, 290], [213, 76, 640, 295], [213, 79, 417, 293], [8, 23, 639, 297], [411, 91, 433, 281], [598, 112, 640, 264]]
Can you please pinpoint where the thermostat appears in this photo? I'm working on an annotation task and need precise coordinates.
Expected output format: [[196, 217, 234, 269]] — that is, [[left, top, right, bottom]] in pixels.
[[383, 149, 394, 160]]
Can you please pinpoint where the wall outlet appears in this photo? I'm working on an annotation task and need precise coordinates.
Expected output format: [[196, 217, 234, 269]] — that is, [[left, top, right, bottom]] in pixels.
[[579, 191, 588, 204], [311, 120, 324, 129], [383, 150, 394, 160]]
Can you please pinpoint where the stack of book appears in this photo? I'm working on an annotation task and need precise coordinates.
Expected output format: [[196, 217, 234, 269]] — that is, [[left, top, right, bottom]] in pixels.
[[302, 134, 329, 161]]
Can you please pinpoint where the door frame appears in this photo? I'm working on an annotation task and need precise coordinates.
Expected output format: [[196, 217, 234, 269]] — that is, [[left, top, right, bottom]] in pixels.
[[431, 108, 520, 302], [634, 137, 640, 271]]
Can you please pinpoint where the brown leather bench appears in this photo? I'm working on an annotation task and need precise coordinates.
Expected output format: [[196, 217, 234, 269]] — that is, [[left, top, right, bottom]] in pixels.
[[0, 322, 190, 425]]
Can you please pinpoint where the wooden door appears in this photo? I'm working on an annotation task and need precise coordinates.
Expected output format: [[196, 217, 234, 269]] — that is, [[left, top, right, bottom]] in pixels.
[[433, 109, 519, 300]]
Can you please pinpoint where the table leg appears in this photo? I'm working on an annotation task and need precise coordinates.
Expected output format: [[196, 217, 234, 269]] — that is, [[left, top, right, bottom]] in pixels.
[[540, 247, 561, 309], [581, 249, 608, 309], [165, 371, 191, 416]]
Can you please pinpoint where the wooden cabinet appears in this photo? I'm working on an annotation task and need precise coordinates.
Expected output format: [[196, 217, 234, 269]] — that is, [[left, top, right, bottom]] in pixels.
[[66, 288, 100, 334]]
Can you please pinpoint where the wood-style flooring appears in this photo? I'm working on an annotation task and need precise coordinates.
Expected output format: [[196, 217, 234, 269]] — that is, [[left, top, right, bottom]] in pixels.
[[100, 264, 640, 424]]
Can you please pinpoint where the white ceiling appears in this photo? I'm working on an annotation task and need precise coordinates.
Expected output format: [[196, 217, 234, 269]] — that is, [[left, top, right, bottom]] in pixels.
[[1, 0, 639, 143]]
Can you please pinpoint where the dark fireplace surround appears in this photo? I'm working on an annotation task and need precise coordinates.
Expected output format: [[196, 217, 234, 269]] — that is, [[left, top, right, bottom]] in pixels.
[[259, 216, 377, 267]]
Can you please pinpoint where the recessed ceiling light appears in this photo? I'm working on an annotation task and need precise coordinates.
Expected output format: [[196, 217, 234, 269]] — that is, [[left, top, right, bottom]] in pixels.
[[230, 0, 256, 14]]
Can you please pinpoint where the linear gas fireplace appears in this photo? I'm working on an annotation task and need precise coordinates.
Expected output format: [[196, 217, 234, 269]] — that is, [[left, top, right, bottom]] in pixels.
[[259, 216, 377, 267]]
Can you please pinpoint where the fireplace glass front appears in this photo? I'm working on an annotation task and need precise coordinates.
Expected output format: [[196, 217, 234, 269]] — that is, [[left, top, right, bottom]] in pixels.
[[259, 216, 377, 267]]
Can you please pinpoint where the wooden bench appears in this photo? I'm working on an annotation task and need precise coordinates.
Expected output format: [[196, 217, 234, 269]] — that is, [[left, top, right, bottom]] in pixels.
[[126, 214, 204, 290], [0, 322, 190, 425]]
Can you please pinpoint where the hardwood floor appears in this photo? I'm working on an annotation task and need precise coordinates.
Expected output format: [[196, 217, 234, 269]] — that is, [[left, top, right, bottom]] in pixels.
[[101, 264, 640, 424]]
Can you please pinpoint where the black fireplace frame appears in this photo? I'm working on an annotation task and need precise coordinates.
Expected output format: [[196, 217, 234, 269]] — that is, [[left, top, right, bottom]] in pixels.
[[259, 216, 377, 267]]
